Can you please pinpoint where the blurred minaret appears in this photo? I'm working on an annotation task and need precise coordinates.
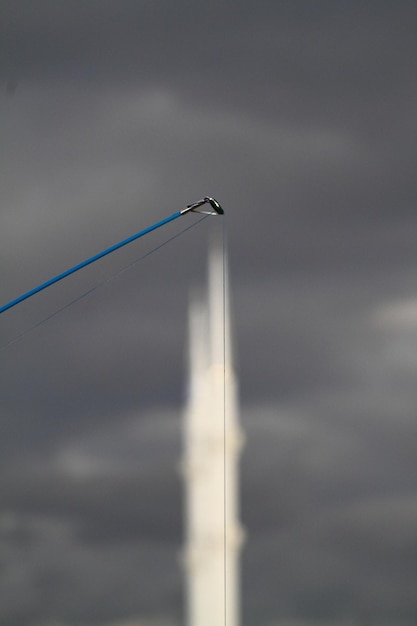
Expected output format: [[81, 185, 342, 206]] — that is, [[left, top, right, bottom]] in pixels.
[[182, 242, 244, 626]]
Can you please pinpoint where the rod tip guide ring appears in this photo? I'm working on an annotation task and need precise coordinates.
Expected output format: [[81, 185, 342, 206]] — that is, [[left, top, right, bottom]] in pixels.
[[183, 196, 224, 216]]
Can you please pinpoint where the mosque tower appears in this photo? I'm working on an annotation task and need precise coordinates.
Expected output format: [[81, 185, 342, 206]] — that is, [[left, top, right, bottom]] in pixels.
[[182, 242, 244, 626]]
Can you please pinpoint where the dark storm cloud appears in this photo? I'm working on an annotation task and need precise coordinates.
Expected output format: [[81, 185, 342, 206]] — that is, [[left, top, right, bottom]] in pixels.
[[241, 399, 416, 624], [0, 466, 181, 545], [1, 1, 416, 625]]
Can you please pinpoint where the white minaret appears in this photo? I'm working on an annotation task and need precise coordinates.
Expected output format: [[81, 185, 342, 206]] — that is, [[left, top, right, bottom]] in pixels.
[[182, 242, 244, 626]]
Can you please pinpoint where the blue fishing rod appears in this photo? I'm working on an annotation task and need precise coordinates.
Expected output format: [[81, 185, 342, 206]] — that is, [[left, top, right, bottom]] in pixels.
[[0, 197, 224, 315]]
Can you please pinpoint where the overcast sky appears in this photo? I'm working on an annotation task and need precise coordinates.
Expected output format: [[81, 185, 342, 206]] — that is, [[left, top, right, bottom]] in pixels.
[[0, 2, 416, 625]]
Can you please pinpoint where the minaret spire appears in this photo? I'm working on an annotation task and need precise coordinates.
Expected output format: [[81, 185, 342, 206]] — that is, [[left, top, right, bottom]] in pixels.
[[183, 239, 244, 626]]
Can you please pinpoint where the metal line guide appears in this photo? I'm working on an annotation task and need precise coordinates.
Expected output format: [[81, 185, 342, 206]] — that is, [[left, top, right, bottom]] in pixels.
[[181, 196, 224, 216]]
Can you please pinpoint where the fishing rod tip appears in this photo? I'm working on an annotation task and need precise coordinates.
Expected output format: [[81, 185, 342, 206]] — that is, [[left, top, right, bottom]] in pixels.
[[182, 197, 224, 216]]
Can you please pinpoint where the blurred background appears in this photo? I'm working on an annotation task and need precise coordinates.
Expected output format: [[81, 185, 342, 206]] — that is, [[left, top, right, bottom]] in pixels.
[[0, 1, 416, 625]]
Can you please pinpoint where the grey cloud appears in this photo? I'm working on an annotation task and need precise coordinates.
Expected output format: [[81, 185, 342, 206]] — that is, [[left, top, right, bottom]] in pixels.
[[241, 404, 416, 624]]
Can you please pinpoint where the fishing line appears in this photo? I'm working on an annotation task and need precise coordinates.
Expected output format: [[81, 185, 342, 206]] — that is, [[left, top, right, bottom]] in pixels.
[[222, 213, 227, 626], [0, 215, 209, 352]]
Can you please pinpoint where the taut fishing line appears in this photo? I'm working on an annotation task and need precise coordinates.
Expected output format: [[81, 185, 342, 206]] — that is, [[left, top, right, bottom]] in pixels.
[[0, 214, 209, 352], [222, 213, 227, 626]]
